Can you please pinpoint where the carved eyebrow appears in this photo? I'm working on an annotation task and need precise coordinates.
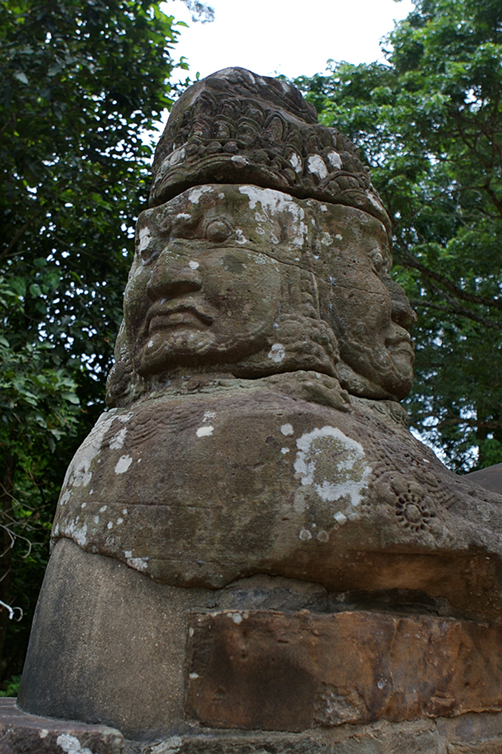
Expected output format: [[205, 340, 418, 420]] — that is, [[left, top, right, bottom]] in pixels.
[[167, 212, 202, 239]]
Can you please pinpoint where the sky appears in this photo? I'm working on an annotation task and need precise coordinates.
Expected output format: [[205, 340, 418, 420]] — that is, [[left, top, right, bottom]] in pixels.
[[166, 0, 416, 83]]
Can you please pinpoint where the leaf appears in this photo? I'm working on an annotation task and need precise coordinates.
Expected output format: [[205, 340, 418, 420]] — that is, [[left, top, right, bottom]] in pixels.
[[13, 71, 29, 84]]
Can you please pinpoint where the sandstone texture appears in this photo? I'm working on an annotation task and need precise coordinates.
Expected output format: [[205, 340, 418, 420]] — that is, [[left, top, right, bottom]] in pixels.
[[149, 68, 391, 234], [47, 379, 502, 618], [186, 609, 502, 730]]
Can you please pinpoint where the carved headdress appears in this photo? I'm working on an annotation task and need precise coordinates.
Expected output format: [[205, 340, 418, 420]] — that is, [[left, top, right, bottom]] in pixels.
[[149, 67, 391, 235]]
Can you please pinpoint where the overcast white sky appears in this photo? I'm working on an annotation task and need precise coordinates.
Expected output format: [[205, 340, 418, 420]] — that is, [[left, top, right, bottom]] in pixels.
[[166, 0, 415, 82]]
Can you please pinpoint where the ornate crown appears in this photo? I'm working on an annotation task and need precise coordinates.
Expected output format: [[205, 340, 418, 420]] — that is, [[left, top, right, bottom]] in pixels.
[[149, 67, 391, 235]]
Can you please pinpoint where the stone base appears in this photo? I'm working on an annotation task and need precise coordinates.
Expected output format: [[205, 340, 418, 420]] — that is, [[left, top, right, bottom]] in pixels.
[[3, 700, 502, 754], [0, 698, 123, 753]]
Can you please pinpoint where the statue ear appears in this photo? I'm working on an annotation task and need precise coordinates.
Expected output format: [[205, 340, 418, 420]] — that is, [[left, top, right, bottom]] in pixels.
[[233, 314, 339, 379], [106, 320, 140, 408], [336, 359, 396, 401]]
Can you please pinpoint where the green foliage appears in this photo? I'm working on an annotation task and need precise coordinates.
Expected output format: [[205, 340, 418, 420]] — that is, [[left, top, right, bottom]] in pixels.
[[0, 0, 184, 678], [0, 675, 21, 697], [295, 0, 502, 472]]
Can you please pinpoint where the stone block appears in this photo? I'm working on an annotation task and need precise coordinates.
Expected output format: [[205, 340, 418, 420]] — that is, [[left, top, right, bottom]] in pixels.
[[185, 609, 502, 731]]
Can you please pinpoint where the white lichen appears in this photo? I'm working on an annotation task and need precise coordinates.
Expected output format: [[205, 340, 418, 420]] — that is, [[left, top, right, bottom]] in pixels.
[[235, 229, 248, 244], [165, 146, 186, 168], [196, 425, 214, 437], [289, 152, 303, 173], [231, 155, 248, 167], [307, 154, 328, 180], [58, 411, 123, 503], [109, 426, 127, 450], [115, 455, 133, 474], [126, 556, 149, 572], [294, 426, 371, 511], [239, 186, 307, 248], [268, 343, 285, 363], [138, 227, 152, 253], [327, 151, 343, 170], [56, 734, 92, 754], [188, 186, 213, 204]]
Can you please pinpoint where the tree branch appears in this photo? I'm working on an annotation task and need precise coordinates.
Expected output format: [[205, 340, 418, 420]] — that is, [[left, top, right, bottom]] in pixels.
[[396, 246, 502, 311], [0, 219, 34, 263], [410, 298, 501, 330]]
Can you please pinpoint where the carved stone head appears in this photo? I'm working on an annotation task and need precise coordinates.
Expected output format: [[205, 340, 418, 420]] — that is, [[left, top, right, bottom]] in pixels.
[[107, 68, 415, 408]]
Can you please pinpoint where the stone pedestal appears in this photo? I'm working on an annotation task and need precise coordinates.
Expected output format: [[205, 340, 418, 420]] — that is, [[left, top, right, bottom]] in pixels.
[[16, 537, 502, 749]]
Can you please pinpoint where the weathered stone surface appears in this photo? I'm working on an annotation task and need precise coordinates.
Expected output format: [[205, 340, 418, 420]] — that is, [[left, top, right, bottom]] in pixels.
[[18, 537, 502, 741], [0, 698, 123, 754], [124, 712, 502, 753], [46, 379, 502, 619], [125, 724, 441, 754], [185, 609, 502, 731], [149, 68, 391, 234], [18, 539, 204, 739], [5, 705, 502, 754], [46, 183, 502, 612], [436, 711, 502, 753], [465, 462, 502, 494]]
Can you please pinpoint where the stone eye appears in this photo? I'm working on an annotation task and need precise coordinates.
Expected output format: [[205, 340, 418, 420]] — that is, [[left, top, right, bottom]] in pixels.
[[206, 219, 232, 243]]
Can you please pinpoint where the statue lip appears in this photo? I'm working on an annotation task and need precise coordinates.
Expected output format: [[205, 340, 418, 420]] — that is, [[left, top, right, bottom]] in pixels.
[[385, 330, 413, 352], [147, 301, 214, 334]]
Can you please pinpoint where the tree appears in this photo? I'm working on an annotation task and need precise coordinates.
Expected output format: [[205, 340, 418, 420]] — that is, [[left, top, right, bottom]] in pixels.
[[0, 0, 186, 682], [295, 0, 502, 472]]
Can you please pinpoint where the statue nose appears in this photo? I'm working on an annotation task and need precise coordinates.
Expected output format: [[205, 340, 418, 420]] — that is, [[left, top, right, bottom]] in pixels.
[[146, 250, 202, 301], [391, 297, 417, 330]]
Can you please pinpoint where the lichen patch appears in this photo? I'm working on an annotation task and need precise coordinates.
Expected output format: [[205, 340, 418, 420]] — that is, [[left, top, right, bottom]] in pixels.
[[197, 425, 214, 437], [115, 455, 133, 474], [294, 426, 371, 513], [268, 343, 285, 363], [307, 154, 328, 180]]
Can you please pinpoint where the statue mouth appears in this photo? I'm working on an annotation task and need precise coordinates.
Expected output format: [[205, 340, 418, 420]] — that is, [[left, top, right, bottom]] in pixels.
[[385, 331, 414, 359], [147, 302, 214, 334]]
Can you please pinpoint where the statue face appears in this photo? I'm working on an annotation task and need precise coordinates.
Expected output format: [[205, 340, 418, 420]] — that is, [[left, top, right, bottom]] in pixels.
[[124, 189, 282, 377], [316, 219, 415, 399], [122, 184, 414, 399], [330, 271, 415, 399]]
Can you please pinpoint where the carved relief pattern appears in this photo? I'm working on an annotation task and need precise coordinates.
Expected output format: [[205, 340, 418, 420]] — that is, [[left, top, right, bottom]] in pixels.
[[150, 70, 390, 233]]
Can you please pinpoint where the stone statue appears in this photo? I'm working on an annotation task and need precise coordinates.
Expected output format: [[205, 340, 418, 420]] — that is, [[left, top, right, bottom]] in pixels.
[[14, 69, 502, 752]]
